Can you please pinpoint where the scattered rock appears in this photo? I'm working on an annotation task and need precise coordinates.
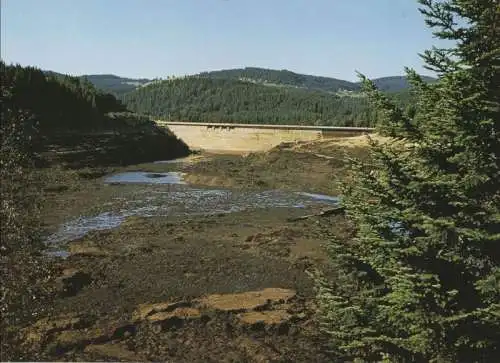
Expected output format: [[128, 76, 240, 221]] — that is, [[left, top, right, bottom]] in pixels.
[[293, 312, 308, 322], [44, 185, 69, 193], [106, 182, 122, 186], [197, 288, 296, 312], [121, 216, 144, 227], [145, 173, 166, 178], [59, 267, 80, 277], [31, 314, 83, 333], [235, 337, 281, 362], [242, 229, 301, 257], [147, 307, 202, 325], [246, 229, 302, 244], [56, 268, 93, 296], [23, 314, 132, 354], [237, 310, 291, 326], [23, 328, 45, 347], [108, 321, 137, 339], [24, 314, 87, 345], [246, 233, 262, 242], [84, 343, 144, 361], [138, 245, 154, 253], [68, 244, 109, 257], [49, 327, 109, 352], [132, 300, 191, 321]]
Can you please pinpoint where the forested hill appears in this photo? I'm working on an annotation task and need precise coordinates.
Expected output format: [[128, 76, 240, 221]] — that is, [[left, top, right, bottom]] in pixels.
[[370, 75, 436, 92], [120, 76, 413, 127], [44, 71, 152, 95], [6, 64, 127, 132], [54, 67, 435, 96], [199, 67, 358, 93], [3, 62, 190, 164], [82, 74, 152, 95], [35, 66, 431, 127], [198, 67, 435, 93]]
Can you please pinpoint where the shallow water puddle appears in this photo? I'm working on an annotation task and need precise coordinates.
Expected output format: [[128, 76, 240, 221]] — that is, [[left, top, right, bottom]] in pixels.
[[153, 158, 186, 164], [45, 172, 340, 256], [104, 171, 186, 185], [296, 192, 340, 204]]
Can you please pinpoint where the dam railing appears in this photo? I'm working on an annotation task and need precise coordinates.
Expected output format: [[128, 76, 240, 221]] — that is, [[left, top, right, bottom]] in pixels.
[[155, 120, 375, 133]]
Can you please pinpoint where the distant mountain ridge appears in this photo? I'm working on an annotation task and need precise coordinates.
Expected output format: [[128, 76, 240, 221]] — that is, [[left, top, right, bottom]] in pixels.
[[369, 75, 436, 92], [43, 71, 153, 95], [198, 67, 359, 93], [82, 74, 152, 94], [47, 67, 435, 95], [39, 66, 429, 127], [198, 67, 436, 93]]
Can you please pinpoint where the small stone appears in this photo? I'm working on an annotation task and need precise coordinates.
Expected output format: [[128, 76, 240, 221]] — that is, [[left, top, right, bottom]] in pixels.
[[197, 288, 296, 312], [147, 307, 201, 323], [295, 312, 307, 320], [68, 244, 109, 257], [121, 216, 143, 227], [56, 269, 92, 296], [84, 343, 144, 361], [31, 314, 82, 332], [23, 313, 94, 347], [145, 173, 165, 178], [49, 327, 108, 352], [237, 310, 291, 326], [132, 300, 190, 321], [235, 337, 281, 362]]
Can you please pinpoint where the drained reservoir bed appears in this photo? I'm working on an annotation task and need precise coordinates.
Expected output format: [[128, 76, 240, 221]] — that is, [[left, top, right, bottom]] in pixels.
[[46, 171, 340, 257]]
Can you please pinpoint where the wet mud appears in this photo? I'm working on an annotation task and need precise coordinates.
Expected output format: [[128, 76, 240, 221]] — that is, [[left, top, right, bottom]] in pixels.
[[34, 140, 366, 361]]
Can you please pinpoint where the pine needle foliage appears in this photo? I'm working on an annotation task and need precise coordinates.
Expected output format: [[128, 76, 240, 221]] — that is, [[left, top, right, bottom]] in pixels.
[[316, 1, 499, 361], [1, 64, 55, 361]]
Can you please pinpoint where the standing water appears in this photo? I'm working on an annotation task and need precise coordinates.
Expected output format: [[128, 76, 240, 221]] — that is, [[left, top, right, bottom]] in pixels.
[[45, 171, 340, 256]]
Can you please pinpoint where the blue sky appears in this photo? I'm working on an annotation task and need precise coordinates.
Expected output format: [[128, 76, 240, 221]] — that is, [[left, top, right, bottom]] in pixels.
[[1, 0, 441, 81]]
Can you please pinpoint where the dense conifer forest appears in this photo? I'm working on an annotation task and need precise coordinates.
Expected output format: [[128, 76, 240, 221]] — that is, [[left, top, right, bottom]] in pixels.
[[316, 0, 500, 361], [0, 61, 190, 166], [3, 62, 128, 132], [120, 76, 414, 126], [51, 67, 425, 127]]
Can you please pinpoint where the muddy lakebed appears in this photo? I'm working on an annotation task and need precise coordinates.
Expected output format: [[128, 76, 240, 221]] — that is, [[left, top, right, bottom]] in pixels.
[[45, 165, 340, 256], [36, 152, 352, 362]]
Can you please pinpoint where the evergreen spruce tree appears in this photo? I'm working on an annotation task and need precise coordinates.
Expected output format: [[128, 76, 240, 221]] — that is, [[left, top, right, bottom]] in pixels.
[[315, 0, 499, 361]]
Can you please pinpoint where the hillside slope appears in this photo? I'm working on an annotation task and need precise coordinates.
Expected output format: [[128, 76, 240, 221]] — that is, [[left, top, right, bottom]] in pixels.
[[4, 62, 189, 165], [68, 67, 435, 96], [199, 67, 359, 93], [43, 71, 152, 95], [120, 77, 414, 127], [367, 75, 436, 92], [41, 67, 429, 126], [82, 74, 152, 95], [199, 67, 435, 93]]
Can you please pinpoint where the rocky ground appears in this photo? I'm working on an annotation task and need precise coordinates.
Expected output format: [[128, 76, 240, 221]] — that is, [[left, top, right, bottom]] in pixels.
[[27, 136, 372, 362]]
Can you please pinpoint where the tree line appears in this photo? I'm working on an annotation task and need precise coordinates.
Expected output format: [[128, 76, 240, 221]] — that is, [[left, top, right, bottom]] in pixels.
[[198, 67, 360, 92], [316, 0, 500, 361], [1, 61, 191, 360], [120, 76, 414, 127], [1, 61, 127, 132]]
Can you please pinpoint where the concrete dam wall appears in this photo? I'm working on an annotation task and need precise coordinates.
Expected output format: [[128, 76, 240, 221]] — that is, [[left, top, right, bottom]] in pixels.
[[156, 121, 374, 153]]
